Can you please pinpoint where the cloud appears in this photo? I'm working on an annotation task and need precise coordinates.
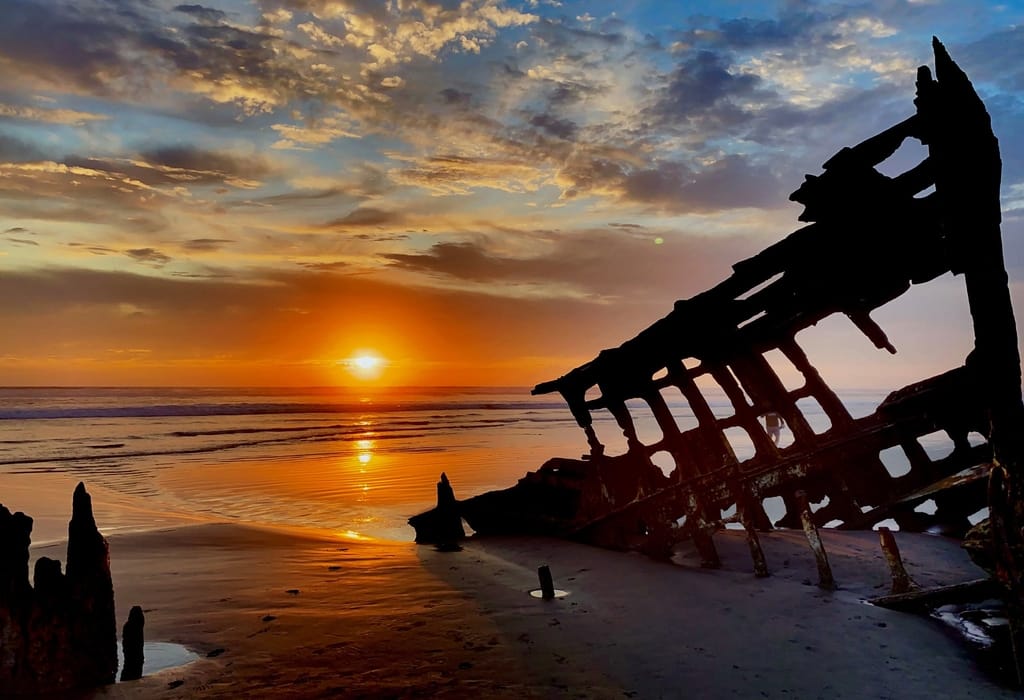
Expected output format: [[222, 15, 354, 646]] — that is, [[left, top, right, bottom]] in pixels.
[[0, 0, 891, 214], [0, 133, 46, 162], [958, 27, 1024, 92], [439, 88, 472, 105], [622, 155, 786, 212], [125, 247, 172, 266], [530, 16, 627, 51], [173, 4, 227, 24], [139, 147, 270, 183], [0, 102, 110, 125], [382, 228, 759, 299], [0, 0, 320, 114], [389, 154, 550, 194], [0, 160, 162, 212], [555, 152, 786, 213], [651, 50, 765, 126], [271, 113, 361, 149], [323, 206, 404, 229], [0, 147, 271, 218], [0, 264, 678, 385], [297, 260, 348, 271], [261, 8, 292, 25], [182, 238, 233, 252], [226, 165, 393, 212], [0, 1, 141, 96], [66, 242, 117, 255], [528, 112, 578, 140]]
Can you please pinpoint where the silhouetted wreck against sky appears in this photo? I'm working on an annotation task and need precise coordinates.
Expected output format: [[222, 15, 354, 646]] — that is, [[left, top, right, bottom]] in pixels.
[[412, 39, 1024, 675]]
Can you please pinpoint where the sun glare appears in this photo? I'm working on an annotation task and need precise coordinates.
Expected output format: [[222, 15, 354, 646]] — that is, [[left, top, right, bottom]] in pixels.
[[353, 355, 380, 370], [340, 351, 386, 381]]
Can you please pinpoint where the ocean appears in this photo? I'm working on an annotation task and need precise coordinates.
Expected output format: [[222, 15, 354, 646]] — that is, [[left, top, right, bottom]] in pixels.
[[0, 386, 899, 544]]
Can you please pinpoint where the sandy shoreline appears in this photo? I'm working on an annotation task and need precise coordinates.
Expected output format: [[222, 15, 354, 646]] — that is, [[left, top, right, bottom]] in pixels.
[[26, 521, 1013, 698]]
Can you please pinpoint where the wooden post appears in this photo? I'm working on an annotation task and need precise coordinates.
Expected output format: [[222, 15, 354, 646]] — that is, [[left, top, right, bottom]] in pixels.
[[795, 490, 835, 590], [120, 605, 145, 681], [877, 527, 915, 594], [537, 565, 555, 600]]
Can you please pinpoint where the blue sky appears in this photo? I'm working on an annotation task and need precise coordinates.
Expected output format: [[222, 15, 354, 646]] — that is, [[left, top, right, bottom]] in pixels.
[[0, 0, 1022, 386]]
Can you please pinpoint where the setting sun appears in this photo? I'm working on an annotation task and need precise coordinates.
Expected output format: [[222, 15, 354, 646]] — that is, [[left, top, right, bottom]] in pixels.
[[340, 352, 386, 381], [353, 356, 380, 370]]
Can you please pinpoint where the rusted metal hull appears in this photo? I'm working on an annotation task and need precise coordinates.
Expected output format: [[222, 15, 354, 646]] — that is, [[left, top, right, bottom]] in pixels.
[[410, 41, 1023, 618]]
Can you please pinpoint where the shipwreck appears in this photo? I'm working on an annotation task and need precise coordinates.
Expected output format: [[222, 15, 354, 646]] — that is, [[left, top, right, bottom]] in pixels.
[[411, 37, 1024, 679]]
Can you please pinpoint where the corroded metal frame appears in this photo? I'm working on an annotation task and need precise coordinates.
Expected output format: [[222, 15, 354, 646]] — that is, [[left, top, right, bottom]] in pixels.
[[413, 40, 1022, 586]]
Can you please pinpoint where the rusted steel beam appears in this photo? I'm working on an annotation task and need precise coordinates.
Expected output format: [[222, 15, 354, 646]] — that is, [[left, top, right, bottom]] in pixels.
[[868, 577, 1000, 612], [693, 528, 721, 570], [411, 44, 1020, 636], [795, 490, 835, 590], [877, 527, 916, 595], [738, 491, 769, 577], [742, 523, 769, 578]]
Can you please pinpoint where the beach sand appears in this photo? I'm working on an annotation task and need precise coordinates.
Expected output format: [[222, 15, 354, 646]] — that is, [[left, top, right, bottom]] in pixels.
[[31, 523, 1013, 699]]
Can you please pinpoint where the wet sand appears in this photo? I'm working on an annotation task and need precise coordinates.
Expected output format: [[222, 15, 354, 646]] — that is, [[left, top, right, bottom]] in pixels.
[[40, 523, 1015, 699]]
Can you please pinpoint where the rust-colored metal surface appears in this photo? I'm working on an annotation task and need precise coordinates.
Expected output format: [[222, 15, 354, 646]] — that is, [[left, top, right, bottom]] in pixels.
[[410, 41, 1024, 619]]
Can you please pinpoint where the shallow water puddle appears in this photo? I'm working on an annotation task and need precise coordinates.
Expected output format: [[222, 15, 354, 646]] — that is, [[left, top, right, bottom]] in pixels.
[[116, 642, 199, 680]]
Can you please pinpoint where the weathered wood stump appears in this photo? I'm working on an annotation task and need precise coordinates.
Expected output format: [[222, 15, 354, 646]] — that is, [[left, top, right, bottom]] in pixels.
[[0, 482, 118, 694], [408, 472, 466, 546], [121, 605, 145, 681]]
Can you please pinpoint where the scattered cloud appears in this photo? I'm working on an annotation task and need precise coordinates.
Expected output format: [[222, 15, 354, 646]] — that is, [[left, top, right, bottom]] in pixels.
[[0, 133, 47, 162], [382, 228, 758, 299], [0, 102, 109, 125], [323, 206, 404, 229], [297, 260, 348, 271], [125, 247, 172, 266], [182, 238, 233, 252], [271, 114, 361, 149], [389, 154, 551, 195], [0, 0, 1020, 383]]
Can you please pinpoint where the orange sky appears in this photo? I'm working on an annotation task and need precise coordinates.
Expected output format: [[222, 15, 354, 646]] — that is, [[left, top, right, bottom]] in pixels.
[[1, 1, 1022, 387]]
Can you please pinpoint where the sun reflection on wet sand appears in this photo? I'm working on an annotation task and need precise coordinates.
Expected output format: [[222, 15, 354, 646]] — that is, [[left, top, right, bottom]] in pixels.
[[3, 389, 592, 541]]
